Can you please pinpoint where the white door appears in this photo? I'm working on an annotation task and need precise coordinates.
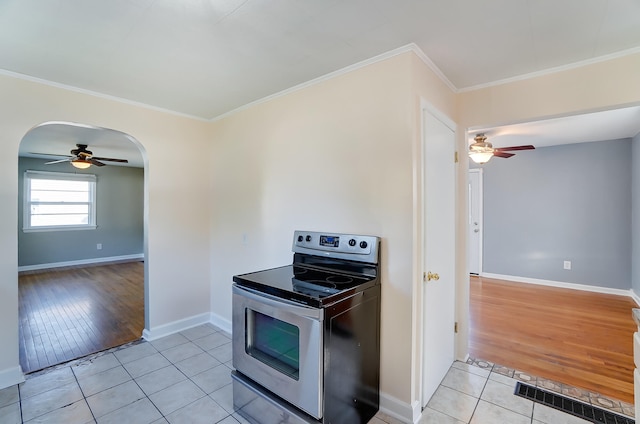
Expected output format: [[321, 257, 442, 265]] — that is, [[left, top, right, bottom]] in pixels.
[[421, 107, 456, 407], [468, 169, 482, 275]]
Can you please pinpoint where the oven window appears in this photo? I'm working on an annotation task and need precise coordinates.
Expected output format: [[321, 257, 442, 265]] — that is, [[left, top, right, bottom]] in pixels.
[[246, 310, 300, 380]]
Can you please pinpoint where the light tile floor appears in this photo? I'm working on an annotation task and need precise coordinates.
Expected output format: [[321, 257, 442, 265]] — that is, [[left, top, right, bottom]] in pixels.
[[0, 323, 633, 423]]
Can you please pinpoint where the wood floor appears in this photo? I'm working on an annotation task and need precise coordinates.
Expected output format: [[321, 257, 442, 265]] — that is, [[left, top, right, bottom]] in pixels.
[[469, 275, 637, 404], [18, 261, 144, 373]]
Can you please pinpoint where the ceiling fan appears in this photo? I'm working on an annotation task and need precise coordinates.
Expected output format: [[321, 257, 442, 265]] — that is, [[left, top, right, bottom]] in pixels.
[[32, 144, 129, 169], [468, 134, 535, 164]]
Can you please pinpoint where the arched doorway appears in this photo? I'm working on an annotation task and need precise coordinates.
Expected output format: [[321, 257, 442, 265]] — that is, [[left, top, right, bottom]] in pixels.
[[17, 121, 148, 373]]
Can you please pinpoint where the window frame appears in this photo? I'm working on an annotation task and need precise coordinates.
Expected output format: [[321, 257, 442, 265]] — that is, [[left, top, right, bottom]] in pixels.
[[23, 170, 97, 232]]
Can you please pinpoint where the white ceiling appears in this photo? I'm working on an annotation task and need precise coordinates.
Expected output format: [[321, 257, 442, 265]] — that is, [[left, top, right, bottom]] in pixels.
[[470, 106, 640, 149], [6, 0, 640, 164], [3, 0, 640, 120]]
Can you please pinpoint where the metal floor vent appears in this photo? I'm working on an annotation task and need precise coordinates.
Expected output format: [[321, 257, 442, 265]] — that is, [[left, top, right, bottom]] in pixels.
[[514, 382, 634, 424]]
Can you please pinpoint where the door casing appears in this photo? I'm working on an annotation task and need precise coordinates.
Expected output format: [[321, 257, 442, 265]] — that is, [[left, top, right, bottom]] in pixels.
[[468, 169, 483, 275], [420, 104, 457, 408]]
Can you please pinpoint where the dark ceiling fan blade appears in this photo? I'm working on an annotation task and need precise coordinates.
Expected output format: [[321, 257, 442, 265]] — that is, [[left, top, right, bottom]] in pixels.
[[493, 151, 515, 158], [92, 156, 128, 163], [89, 159, 106, 167], [45, 158, 73, 164], [495, 145, 535, 152]]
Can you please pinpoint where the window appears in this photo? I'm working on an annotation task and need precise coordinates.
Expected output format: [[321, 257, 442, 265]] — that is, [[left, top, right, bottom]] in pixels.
[[23, 170, 97, 232]]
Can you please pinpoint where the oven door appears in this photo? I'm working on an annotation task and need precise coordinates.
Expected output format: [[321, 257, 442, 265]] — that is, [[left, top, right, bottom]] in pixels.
[[232, 284, 324, 419]]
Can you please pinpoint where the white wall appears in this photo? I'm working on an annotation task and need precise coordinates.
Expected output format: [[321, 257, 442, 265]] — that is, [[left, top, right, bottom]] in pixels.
[[0, 74, 212, 387], [209, 53, 415, 406], [209, 52, 458, 418]]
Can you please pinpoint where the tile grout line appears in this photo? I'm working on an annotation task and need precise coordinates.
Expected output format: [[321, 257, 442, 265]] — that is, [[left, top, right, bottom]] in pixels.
[[114, 344, 168, 423], [69, 361, 97, 423], [152, 339, 192, 420], [17, 381, 24, 424], [466, 365, 493, 423]]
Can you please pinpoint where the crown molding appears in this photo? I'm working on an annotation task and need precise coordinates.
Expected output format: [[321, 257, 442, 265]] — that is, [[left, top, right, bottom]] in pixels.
[[4, 44, 640, 121], [211, 43, 452, 122], [409, 44, 458, 93], [0, 68, 210, 122]]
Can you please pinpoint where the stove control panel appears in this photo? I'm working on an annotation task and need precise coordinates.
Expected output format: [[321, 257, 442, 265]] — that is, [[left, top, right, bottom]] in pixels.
[[293, 230, 380, 264]]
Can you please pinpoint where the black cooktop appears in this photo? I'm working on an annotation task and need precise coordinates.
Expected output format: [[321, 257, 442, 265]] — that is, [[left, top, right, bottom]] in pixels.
[[233, 264, 378, 307]]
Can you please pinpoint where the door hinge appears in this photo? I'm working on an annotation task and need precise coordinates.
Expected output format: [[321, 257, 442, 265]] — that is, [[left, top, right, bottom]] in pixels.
[[454, 322, 458, 333], [454, 151, 459, 163]]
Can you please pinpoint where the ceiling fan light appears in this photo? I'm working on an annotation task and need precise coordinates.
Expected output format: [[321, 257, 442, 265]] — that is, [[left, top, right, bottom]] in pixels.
[[469, 141, 495, 164], [71, 159, 91, 169], [469, 151, 494, 164]]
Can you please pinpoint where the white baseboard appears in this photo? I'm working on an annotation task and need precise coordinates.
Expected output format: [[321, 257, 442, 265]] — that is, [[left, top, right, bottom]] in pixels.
[[378, 392, 415, 423], [18, 254, 144, 272], [210, 312, 232, 335], [142, 312, 211, 341], [0, 366, 25, 390], [410, 400, 422, 424], [630, 289, 640, 307], [481, 273, 635, 298]]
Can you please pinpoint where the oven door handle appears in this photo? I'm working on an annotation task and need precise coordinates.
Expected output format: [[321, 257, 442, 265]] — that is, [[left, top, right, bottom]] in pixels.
[[233, 285, 324, 320]]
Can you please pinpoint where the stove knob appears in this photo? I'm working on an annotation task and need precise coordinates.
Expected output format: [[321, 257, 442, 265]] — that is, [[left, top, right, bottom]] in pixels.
[[297, 235, 303, 242], [348, 239, 356, 247], [306, 235, 312, 242], [359, 241, 368, 249]]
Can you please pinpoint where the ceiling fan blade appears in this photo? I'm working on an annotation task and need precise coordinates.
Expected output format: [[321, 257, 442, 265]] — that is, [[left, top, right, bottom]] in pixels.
[[30, 152, 73, 158], [493, 151, 515, 158], [495, 145, 535, 152], [92, 156, 128, 163], [90, 159, 106, 167], [45, 158, 73, 164]]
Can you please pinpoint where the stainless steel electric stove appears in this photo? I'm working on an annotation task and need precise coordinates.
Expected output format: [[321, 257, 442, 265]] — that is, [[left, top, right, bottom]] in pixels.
[[231, 230, 381, 424]]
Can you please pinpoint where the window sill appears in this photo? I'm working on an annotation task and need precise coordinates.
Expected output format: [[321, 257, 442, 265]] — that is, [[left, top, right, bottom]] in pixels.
[[23, 225, 97, 233]]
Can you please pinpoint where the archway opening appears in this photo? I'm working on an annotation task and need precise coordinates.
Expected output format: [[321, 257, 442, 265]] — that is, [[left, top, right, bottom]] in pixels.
[[17, 121, 148, 373]]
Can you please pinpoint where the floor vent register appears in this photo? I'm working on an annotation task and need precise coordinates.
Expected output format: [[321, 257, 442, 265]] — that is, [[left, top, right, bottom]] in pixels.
[[514, 382, 634, 424]]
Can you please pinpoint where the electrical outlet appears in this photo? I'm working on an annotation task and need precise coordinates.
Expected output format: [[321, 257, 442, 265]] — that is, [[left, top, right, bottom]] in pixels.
[[97, 243, 102, 250], [563, 260, 571, 270]]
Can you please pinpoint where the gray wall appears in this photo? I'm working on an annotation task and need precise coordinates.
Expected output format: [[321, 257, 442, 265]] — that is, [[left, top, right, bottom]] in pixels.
[[633, 133, 640, 294], [18, 157, 144, 267], [482, 138, 632, 289]]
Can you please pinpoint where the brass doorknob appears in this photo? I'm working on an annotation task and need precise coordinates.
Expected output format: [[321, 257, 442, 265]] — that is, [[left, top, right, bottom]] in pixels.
[[427, 271, 440, 281]]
